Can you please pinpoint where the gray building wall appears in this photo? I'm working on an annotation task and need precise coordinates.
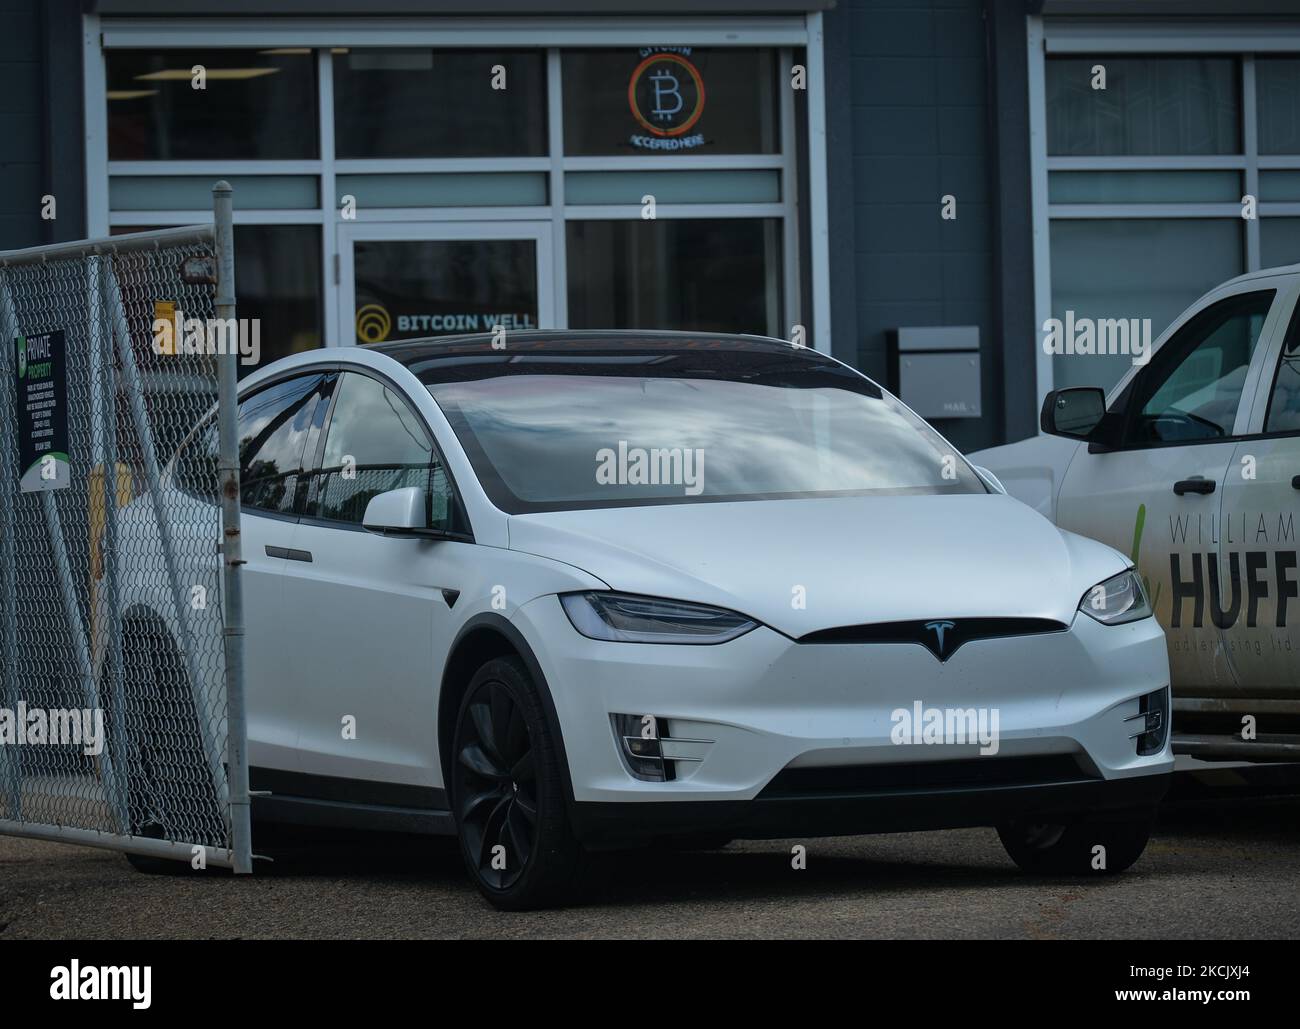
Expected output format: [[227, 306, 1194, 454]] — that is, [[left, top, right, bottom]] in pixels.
[[832, 0, 999, 452], [0, 0, 45, 250], [0, 0, 86, 251]]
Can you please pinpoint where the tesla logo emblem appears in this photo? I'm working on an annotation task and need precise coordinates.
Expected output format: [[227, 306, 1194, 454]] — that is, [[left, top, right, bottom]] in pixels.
[[924, 620, 956, 657]]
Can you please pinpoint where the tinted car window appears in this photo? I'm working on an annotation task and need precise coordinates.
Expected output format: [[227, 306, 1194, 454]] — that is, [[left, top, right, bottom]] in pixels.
[[172, 414, 218, 500], [239, 374, 324, 514], [313, 372, 447, 525], [1127, 291, 1273, 445], [411, 344, 988, 515], [172, 373, 326, 510]]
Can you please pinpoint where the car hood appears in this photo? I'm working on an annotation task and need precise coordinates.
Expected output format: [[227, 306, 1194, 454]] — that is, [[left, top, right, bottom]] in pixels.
[[506, 494, 1129, 637]]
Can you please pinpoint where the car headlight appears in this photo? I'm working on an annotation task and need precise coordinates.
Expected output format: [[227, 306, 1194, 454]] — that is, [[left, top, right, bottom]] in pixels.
[[1079, 569, 1152, 625], [560, 592, 758, 644]]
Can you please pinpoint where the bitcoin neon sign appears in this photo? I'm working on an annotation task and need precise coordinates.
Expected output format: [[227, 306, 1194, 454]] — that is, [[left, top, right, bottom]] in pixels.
[[627, 53, 706, 138]]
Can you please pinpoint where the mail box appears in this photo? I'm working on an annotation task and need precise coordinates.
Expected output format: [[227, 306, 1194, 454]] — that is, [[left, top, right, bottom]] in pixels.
[[890, 325, 981, 420]]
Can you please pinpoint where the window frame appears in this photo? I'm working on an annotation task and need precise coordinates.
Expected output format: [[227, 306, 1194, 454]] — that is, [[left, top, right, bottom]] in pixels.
[[85, 15, 829, 354], [1257, 280, 1300, 438], [1029, 16, 1300, 412]]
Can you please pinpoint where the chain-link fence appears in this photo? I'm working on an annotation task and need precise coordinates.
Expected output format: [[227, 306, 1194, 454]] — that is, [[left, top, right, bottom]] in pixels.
[[0, 196, 250, 871]]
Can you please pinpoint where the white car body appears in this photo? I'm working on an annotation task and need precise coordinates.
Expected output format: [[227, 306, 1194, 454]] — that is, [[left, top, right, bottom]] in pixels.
[[974, 266, 1300, 763], [117, 331, 1173, 904]]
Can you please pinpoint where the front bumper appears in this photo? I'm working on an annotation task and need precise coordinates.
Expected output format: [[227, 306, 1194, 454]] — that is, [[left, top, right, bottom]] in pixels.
[[570, 765, 1171, 845], [514, 595, 1174, 838]]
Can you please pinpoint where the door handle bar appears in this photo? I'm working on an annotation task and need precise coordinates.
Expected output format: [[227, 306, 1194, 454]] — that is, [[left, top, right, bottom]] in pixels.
[[265, 545, 313, 563], [1172, 478, 1216, 496]]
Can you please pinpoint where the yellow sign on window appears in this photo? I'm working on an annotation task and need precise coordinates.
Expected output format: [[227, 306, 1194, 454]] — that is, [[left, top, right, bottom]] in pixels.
[[153, 299, 177, 355]]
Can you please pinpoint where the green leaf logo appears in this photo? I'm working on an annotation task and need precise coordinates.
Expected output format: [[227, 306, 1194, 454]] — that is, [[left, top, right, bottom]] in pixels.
[[15, 335, 26, 380], [1129, 503, 1161, 612]]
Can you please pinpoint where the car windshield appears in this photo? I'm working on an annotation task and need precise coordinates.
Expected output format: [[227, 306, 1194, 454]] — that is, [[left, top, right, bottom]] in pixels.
[[409, 344, 986, 513]]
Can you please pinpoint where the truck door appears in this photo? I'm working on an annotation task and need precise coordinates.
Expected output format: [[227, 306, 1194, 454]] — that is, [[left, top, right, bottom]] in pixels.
[[1219, 279, 1300, 741], [1055, 287, 1285, 699]]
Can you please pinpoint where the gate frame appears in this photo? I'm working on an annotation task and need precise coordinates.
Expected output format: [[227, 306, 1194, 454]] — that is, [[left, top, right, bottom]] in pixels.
[[0, 186, 251, 874]]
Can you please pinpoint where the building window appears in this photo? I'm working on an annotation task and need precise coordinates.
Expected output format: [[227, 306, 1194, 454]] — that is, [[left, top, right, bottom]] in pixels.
[[1261, 217, 1300, 269], [352, 238, 539, 344], [1046, 56, 1239, 156], [562, 48, 779, 156], [1257, 57, 1300, 155], [109, 224, 322, 372], [567, 219, 783, 336], [1048, 219, 1244, 390], [332, 49, 548, 158], [106, 49, 318, 160], [235, 226, 323, 371], [1041, 52, 1264, 393]]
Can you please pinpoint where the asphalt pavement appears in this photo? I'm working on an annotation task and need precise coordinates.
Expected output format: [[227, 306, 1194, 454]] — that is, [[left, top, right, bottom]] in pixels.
[[1, 789, 1297, 939]]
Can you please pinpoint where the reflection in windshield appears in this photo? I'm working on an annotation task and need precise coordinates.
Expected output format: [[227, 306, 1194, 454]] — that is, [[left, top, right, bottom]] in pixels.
[[416, 349, 985, 514]]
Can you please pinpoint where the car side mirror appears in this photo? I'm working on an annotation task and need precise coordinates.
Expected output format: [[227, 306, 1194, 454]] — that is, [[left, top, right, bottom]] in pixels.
[[1040, 387, 1107, 441], [363, 486, 429, 536]]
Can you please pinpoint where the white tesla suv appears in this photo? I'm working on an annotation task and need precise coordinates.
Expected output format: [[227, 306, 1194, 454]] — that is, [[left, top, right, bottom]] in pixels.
[[124, 331, 1173, 909]]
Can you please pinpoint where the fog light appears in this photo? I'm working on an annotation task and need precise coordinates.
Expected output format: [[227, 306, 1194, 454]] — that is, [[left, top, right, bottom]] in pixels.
[[1129, 687, 1170, 756], [611, 713, 670, 782]]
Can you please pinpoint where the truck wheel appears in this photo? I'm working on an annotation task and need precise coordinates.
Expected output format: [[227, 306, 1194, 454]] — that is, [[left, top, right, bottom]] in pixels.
[[998, 808, 1156, 875]]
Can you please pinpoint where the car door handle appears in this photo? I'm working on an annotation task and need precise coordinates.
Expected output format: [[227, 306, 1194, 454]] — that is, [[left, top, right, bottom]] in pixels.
[[265, 545, 313, 563], [1292, 475, 1300, 490], [1173, 478, 1216, 496]]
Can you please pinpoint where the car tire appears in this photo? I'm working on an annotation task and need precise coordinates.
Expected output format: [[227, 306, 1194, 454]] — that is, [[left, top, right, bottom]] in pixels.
[[122, 827, 216, 876], [997, 808, 1156, 876], [123, 854, 190, 874], [450, 655, 583, 910]]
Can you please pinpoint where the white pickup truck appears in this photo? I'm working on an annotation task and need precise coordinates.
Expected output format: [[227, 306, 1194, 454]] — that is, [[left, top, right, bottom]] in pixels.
[[974, 265, 1300, 764]]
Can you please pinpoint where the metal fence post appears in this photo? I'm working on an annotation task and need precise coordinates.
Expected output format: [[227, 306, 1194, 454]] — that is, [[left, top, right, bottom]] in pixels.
[[88, 254, 129, 828], [214, 182, 251, 875]]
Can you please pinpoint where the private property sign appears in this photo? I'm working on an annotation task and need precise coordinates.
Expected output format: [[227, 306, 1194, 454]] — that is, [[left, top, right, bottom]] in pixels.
[[14, 329, 69, 492]]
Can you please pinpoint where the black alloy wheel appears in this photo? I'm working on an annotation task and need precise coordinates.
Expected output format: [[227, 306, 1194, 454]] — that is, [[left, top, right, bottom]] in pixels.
[[453, 676, 539, 890]]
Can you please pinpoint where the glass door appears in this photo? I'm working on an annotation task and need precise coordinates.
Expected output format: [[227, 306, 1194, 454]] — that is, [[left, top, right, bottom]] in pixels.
[[338, 222, 554, 346]]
